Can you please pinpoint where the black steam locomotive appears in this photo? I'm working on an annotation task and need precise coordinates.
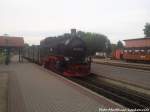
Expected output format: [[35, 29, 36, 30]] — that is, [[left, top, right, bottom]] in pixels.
[[23, 29, 91, 77]]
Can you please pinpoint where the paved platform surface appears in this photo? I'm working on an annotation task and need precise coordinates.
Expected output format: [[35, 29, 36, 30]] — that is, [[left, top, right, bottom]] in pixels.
[[0, 72, 8, 112], [91, 63, 150, 90], [1, 56, 123, 112]]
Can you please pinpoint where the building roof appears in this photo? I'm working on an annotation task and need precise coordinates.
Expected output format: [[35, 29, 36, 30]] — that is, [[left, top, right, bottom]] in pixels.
[[123, 37, 150, 48], [124, 37, 150, 41], [0, 36, 24, 48]]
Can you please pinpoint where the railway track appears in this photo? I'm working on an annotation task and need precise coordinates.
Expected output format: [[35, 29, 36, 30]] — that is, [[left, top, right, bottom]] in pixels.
[[66, 74, 150, 110], [42, 65, 150, 110], [93, 60, 150, 71]]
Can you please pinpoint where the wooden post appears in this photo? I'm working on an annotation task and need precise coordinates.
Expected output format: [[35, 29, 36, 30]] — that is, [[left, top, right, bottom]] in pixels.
[[21, 48, 23, 62], [19, 48, 21, 62], [5, 47, 10, 65], [0, 48, 2, 55]]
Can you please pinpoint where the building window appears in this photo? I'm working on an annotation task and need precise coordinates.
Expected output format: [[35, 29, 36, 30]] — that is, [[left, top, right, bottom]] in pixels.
[[147, 49, 150, 54]]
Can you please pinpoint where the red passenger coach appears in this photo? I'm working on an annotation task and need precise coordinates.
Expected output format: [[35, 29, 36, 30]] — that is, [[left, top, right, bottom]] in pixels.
[[123, 38, 150, 62], [112, 49, 123, 60]]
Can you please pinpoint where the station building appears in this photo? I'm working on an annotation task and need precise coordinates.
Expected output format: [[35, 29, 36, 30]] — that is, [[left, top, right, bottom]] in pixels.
[[0, 36, 24, 62]]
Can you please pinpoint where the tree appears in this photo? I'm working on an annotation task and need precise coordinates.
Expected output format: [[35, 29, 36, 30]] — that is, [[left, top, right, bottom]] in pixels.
[[77, 31, 110, 56], [143, 23, 150, 37], [105, 40, 112, 55], [24, 43, 29, 47], [3, 34, 9, 36], [111, 44, 117, 52], [117, 40, 124, 49]]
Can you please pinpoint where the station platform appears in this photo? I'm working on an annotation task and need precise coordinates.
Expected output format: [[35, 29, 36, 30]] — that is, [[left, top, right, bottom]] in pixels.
[[4, 56, 123, 112], [91, 63, 150, 91]]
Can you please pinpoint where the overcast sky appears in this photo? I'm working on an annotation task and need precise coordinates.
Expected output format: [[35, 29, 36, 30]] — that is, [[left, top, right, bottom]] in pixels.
[[0, 0, 149, 45]]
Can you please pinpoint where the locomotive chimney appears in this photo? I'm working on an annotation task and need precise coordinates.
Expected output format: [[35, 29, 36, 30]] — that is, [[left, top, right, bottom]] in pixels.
[[71, 29, 76, 37]]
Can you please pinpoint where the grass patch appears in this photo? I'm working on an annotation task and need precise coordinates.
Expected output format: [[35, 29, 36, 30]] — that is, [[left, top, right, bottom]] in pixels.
[[0, 73, 8, 112]]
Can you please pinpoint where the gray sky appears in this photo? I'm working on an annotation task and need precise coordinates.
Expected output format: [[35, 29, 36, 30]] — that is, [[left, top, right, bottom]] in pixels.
[[0, 0, 149, 45]]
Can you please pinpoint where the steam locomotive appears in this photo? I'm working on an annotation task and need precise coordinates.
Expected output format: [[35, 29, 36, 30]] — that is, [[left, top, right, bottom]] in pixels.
[[23, 29, 91, 77]]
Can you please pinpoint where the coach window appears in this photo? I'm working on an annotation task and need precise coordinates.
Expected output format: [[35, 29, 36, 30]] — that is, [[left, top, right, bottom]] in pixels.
[[124, 50, 127, 53], [129, 50, 132, 54], [148, 49, 150, 54], [135, 50, 138, 52], [135, 50, 139, 54], [131, 50, 134, 54], [141, 50, 144, 54]]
